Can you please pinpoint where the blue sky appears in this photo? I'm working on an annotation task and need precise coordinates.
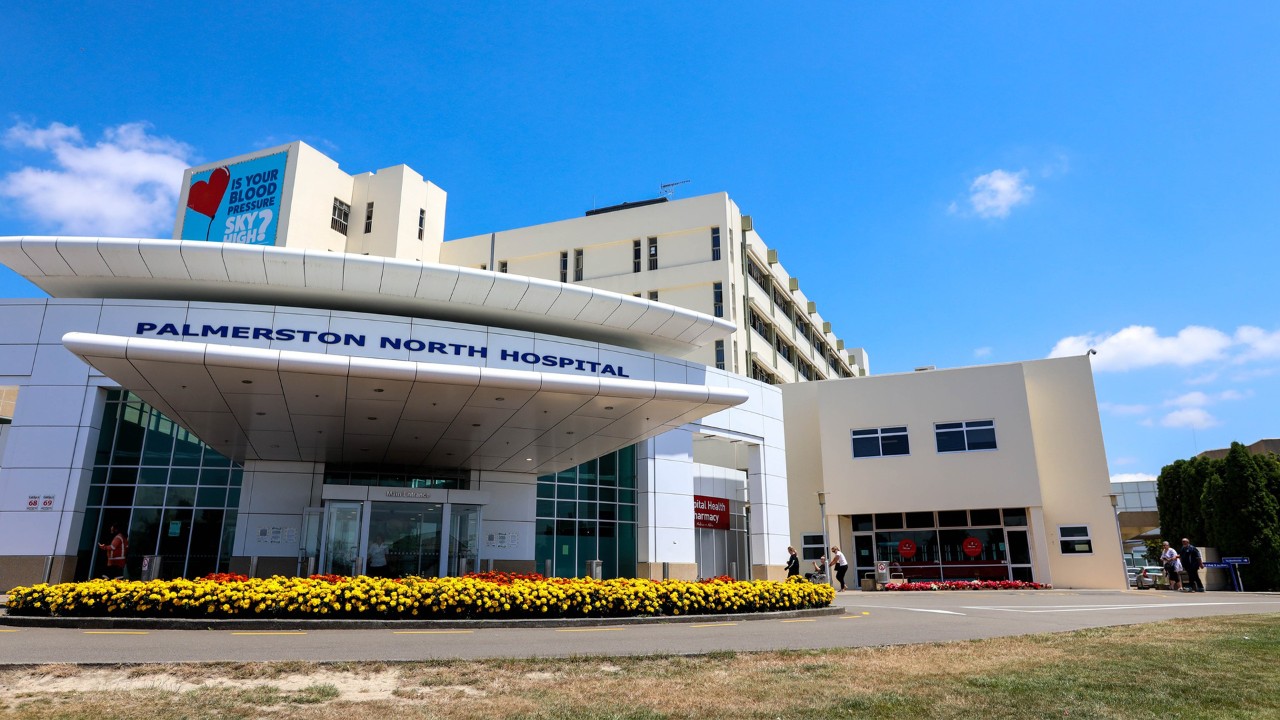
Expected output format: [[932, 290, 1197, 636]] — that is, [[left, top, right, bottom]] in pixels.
[[2, 3, 1277, 483]]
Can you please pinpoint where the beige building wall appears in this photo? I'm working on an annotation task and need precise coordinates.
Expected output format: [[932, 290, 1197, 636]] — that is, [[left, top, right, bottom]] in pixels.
[[781, 356, 1124, 589], [442, 193, 866, 379]]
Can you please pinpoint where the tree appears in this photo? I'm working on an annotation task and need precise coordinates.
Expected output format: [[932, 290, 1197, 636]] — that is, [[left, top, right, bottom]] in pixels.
[[1202, 443, 1280, 590], [1157, 456, 1216, 544]]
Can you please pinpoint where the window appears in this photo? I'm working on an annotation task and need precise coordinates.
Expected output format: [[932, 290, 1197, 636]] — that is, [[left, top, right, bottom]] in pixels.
[[713, 282, 723, 317], [633, 239, 641, 273], [1059, 525, 1093, 554], [851, 426, 910, 458], [749, 360, 777, 385], [573, 248, 583, 281], [559, 251, 568, 283], [647, 237, 658, 270], [331, 198, 351, 235], [417, 208, 425, 240], [747, 258, 770, 291], [648, 290, 659, 301], [498, 260, 508, 273], [714, 340, 725, 370], [711, 227, 721, 261], [364, 202, 374, 233], [748, 307, 772, 342], [479, 263, 486, 271], [801, 533, 826, 561], [935, 420, 997, 453], [774, 335, 793, 364]]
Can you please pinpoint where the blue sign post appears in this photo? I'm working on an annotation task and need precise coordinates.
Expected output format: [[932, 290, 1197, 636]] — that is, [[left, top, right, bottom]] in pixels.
[[1217, 557, 1250, 592]]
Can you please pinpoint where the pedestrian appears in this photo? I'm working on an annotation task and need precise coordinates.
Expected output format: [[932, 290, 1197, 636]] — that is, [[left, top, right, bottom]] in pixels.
[[367, 535, 389, 577], [784, 546, 800, 578], [829, 545, 849, 591], [1178, 538, 1204, 592], [97, 524, 128, 580], [1160, 541, 1182, 591]]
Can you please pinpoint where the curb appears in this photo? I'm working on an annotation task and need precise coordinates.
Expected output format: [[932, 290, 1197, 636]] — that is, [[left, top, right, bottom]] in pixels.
[[0, 605, 844, 631]]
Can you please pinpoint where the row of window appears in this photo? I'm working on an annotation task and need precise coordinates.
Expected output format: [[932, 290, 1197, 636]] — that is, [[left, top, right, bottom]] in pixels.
[[330, 199, 427, 241], [746, 306, 848, 381], [851, 420, 997, 458]]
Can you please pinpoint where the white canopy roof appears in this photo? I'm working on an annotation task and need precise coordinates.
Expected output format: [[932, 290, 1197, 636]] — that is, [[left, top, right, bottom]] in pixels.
[[63, 332, 748, 475], [0, 236, 734, 356]]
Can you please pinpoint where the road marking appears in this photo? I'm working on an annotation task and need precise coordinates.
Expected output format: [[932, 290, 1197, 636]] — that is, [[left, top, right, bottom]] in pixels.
[[781, 618, 817, 623], [0, 629, 19, 633], [838, 615, 863, 620], [964, 601, 1280, 614], [392, 630, 474, 635], [858, 606, 965, 616], [689, 622, 736, 628], [83, 631, 149, 635], [230, 631, 307, 635], [861, 611, 870, 615], [556, 627, 626, 633]]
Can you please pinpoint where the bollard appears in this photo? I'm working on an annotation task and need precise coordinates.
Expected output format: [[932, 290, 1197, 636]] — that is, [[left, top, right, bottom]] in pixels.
[[141, 555, 162, 581], [728, 561, 738, 581], [306, 556, 316, 577], [544, 559, 553, 578], [662, 562, 670, 580], [248, 556, 258, 579], [458, 557, 469, 576], [486, 558, 494, 572], [587, 559, 603, 580], [43, 555, 54, 584]]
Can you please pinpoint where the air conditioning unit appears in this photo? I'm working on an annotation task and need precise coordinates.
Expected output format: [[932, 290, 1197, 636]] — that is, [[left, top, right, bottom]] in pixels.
[[767, 249, 778, 265], [788, 277, 799, 291], [822, 321, 831, 334], [807, 301, 817, 314], [740, 215, 753, 232], [836, 339, 845, 350]]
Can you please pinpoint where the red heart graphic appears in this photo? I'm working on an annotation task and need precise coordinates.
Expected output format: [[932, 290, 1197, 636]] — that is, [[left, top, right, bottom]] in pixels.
[[186, 167, 230, 218]]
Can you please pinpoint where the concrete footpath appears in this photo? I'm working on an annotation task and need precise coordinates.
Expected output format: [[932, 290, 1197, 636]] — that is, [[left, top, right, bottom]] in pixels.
[[0, 589, 1277, 664]]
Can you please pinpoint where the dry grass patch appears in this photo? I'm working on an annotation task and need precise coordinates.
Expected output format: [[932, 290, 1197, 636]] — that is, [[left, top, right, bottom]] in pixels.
[[0, 615, 1277, 719]]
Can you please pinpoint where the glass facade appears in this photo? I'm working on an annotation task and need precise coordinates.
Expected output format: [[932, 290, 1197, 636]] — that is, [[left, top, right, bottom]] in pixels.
[[535, 445, 637, 579], [848, 508, 1031, 583], [78, 390, 242, 580]]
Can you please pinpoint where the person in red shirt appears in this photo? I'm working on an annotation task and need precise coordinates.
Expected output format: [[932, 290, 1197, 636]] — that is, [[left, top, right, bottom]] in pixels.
[[98, 525, 128, 579]]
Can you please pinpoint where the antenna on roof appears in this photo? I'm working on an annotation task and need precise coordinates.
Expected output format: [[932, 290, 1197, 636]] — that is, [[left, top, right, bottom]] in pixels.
[[659, 180, 690, 200]]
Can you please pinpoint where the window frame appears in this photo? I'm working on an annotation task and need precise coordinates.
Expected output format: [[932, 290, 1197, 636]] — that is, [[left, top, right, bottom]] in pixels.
[[647, 237, 658, 270], [417, 208, 426, 240], [330, 198, 351, 236], [363, 201, 374, 234], [559, 251, 568, 283], [573, 248, 584, 281], [632, 239, 641, 273], [1058, 525, 1094, 555], [935, 419, 998, 454], [850, 426, 911, 459], [713, 282, 724, 318], [711, 226, 721, 261]]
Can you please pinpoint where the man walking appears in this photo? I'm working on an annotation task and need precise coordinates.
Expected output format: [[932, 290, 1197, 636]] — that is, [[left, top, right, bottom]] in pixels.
[[1178, 538, 1204, 592]]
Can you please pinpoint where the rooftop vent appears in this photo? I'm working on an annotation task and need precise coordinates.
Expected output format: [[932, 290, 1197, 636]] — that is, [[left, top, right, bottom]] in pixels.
[[914, 366, 936, 372], [585, 197, 668, 217]]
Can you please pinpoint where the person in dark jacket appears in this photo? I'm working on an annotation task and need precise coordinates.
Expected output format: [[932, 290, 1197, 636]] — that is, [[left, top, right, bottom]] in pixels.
[[1178, 538, 1204, 592], [784, 546, 800, 578]]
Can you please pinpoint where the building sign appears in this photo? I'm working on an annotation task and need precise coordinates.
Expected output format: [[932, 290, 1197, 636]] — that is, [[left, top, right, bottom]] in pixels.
[[962, 537, 983, 557], [694, 495, 730, 530], [26, 495, 54, 511], [181, 152, 287, 246], [132, 322, 633, 377]]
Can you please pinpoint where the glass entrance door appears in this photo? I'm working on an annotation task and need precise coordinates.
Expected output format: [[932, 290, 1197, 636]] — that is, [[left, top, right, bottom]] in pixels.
[[448, 504, 481, 576], [299, 508, 323, 576], [368, 502, 444, 577], [321, 501, 363, 576], [1007, 529, 1033, 582], [853, 534, 875, 589]]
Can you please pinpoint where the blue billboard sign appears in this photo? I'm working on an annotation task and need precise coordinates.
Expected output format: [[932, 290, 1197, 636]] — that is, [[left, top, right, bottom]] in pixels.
[[181, 151, 288, 246]]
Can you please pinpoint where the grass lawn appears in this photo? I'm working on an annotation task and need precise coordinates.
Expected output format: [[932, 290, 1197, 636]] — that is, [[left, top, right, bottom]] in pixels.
[[0, 614, 1276, 719]]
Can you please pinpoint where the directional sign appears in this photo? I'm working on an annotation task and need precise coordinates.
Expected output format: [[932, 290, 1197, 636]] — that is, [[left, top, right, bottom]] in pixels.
[[1221, 557, 1251, 565]]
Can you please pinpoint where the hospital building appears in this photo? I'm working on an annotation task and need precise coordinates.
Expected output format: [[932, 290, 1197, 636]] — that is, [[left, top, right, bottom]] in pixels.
[[0, 141, 1126, 590]]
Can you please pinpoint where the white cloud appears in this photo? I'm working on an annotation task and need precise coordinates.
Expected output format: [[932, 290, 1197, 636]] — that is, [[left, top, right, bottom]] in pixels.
[[1099, 402, 1149, 416], [0, 121, 193, 237], [1110, 473, 1156, 484], [1160, 408, 1218, 430], [1235, 326, 1280, 363], [973, 346, 993, 358], [1165, 391, 1210, 408], [1048, 325, 1234, 372], [967, 169, 1033, 219]]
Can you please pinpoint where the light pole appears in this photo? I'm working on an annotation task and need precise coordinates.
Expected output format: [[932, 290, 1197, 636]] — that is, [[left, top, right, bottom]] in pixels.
[[817, 491, 832, 589], [743, 501, 752, 581]]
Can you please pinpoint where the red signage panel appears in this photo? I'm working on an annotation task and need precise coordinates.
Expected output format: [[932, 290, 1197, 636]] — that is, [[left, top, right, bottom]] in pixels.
[[693, 495, 730, 530]]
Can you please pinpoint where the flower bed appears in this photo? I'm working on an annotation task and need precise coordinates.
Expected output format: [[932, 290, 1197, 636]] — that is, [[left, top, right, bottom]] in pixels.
[[884, 580, 1050, 591], [5, 575, 834, 619]]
